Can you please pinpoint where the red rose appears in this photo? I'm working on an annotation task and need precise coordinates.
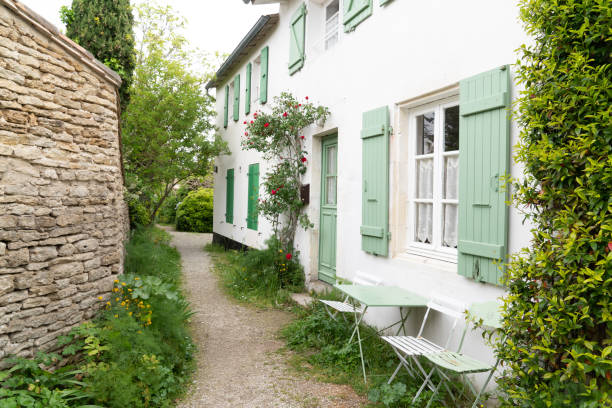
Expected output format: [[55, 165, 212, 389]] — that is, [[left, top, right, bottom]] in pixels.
[[271, 189, 276, 195], [283, 112, 288, 117], [286, 253, 292, 260], [305, 96, 309, 100], [298, 104, 302, 107], [245, 132, 248, 136], [264, 123, 269, 128], [243, 121, 247, 124], [300, 135, 305, 139], [250, 121, 254, 124], [301, 157, 307, 163]]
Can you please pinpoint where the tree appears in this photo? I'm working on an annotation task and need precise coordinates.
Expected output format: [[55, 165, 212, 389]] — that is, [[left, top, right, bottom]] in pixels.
[[244, 93, 329, 250], [61, 0, 136, 110], [497, 1, 611, 406], [121, 3, 227, 225]]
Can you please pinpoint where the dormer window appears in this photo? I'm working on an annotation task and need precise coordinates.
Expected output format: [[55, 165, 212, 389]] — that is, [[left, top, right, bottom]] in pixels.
[[325, 0, 340, 50]]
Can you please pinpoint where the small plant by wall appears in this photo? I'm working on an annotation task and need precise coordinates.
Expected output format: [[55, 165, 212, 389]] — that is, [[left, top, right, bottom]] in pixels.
[[498, 0, 611, 406], [244, 92, 329, 251]]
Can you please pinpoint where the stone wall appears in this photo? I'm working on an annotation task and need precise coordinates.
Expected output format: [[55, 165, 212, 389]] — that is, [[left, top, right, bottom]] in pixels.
[[0, 1, 128, 361]]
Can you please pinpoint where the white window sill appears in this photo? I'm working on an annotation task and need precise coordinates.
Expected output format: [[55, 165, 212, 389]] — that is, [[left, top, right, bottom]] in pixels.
[[403, 245, 458, 265], [394, 252, 458, 274]]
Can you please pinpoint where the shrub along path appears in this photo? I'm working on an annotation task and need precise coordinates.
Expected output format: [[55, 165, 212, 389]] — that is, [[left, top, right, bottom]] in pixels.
[[162, 227, 366, 408]]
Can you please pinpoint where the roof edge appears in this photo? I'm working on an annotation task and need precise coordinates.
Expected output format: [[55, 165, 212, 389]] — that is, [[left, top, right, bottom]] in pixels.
[[1, 0, 122, 87], [206, 13, 278, 90]]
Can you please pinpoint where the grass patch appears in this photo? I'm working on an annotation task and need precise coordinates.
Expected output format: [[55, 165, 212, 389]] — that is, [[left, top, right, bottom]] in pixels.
[[0, 227, 195, 408], [205, 238, 304, 308]]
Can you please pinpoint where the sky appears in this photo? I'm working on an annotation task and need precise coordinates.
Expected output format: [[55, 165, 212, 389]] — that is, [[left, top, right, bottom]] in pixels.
[[19, 0, 279, 56]]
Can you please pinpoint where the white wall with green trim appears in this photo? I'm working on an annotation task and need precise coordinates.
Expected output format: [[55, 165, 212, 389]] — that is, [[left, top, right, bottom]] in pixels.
[[212, 0, 533, 391]]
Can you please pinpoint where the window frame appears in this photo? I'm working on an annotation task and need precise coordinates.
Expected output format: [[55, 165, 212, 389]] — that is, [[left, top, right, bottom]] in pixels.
[[324, 0, 340, 50], [405, 96, 459, 263]]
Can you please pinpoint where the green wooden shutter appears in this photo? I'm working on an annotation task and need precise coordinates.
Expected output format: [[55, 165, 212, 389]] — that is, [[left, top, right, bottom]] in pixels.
[[245, 63, 251, 115], [233, 74, 240, 122], [260, 46, 268, 104], [225, 169, 234, 224], [343, 0, 373, 32], [458, 65, 511, 285], [247, 163, 259, 230], [360, 106, 390, 256], [380, 0, 393, 5], [223, 85, 229, 128], [289, 3, 306, 75]]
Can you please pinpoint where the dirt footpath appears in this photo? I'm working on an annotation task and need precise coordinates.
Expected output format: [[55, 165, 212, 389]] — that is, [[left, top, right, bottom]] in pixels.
[[165, 229, 367, 408]]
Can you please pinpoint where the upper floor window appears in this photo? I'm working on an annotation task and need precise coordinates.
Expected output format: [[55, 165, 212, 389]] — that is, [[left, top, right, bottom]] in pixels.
[[252, 56, 261, 106], [406, 97, 459, 262], [325, 0, 340, 50]]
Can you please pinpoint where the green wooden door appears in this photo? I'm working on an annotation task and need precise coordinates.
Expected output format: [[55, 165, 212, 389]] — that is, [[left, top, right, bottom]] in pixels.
[[318, 135, 338, 284]]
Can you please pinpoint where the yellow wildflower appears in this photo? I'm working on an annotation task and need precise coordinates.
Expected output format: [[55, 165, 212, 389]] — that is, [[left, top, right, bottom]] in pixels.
[[121, 282, 126, 286], [97, 296, 103, 300], [115, 297, 120, 302], [114, 314, 118, 318], [134, 277, 139, 280], [114, 279, 119, 283]]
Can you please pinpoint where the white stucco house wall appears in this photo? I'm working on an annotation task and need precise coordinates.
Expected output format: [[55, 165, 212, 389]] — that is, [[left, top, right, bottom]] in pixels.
[[207, 0, 532, 394]]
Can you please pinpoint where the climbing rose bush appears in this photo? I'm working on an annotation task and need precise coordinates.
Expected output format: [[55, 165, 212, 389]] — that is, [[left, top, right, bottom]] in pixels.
[[496, 0, 611, 406], [243, 92, 329, 251]]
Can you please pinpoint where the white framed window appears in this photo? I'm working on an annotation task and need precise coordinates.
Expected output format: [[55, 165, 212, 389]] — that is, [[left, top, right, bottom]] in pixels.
[[406, 97, 459, 262], [324, 0, 339, 50], [252, 56, 261, 106]]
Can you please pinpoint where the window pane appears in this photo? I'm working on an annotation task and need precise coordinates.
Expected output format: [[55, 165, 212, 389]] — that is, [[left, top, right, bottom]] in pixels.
[[443, 204, 458, 248], [443, 155, 459, 199], [326, 176, 337, 205], [415, 203, 433, 244], [416, 158, 434, 199], [326, 145, 337, 175], [326, 0, 340, 19], [444, 105, 459, 151], [417, 112, 435, 155]]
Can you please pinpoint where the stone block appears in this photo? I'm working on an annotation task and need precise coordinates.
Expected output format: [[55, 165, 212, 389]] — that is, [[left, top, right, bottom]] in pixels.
[[17, 215, 35, 228], [58, 243, 76, 257], [0, 290, 27, 306], [0, 215, 17, 228], [74, 239, 98, 253], [0, 276, 13, 295], [0, 242, 5, 256], [29, 284, 57, 296], [6, 248, 29, 267], [50, 262, 83, 279], [22, 296, 51, 309], [88, 266, 110, 281], [83, 257, 101, 271], [11, 326, 48, 343], [30, 246, 58, 262]]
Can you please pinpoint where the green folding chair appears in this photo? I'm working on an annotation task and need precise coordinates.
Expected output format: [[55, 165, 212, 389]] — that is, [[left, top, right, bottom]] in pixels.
[[420, 301, 504, 408]]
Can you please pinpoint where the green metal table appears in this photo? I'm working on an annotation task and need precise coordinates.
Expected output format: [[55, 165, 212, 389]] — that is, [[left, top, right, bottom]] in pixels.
[[333, 284, 428, 383]]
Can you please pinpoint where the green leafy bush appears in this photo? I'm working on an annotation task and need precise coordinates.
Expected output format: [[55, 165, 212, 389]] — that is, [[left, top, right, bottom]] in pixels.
[[0, 228, 194, 408], [211, 237, 304, 306], [175, 188, 214, 233], [127, 199, 151, 229], [0, 353, 95, 408], [498, 1, 612, 406]]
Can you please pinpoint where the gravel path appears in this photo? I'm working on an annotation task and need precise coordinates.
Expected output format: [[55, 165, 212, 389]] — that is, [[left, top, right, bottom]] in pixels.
[[164, 229, 367, 408]]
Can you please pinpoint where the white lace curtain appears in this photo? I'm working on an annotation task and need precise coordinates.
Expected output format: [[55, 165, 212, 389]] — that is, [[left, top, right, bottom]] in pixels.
[[415, 155, 458, 248]]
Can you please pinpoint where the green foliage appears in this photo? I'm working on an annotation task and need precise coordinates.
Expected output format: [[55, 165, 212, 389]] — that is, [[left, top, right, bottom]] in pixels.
[[281, 301, 453, 407], [61, 0, 135, 110], [175, 188, 214, 233], [244, 93, 329, 249], [122, 4, 228, 225], [498, 1, 612, 406], [209, 237, 304, 307], [127, 199, 151, 229], [0, 228, 193, 408], [0, 353, 96, 408]]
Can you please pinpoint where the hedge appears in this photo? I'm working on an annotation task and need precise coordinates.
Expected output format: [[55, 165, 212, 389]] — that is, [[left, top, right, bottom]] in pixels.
[[175, 188, 214, 233], [497, 1, 611, 406]]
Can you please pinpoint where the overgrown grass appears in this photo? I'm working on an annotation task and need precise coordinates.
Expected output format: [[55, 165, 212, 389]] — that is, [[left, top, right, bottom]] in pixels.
[[205, 238, 304, 308], [207, 243, 471, 407], [0, 227, 195, 408]]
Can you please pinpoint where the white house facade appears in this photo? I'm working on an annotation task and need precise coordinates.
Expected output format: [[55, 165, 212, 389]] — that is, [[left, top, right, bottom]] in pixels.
[[208, 0, 532, 392]]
